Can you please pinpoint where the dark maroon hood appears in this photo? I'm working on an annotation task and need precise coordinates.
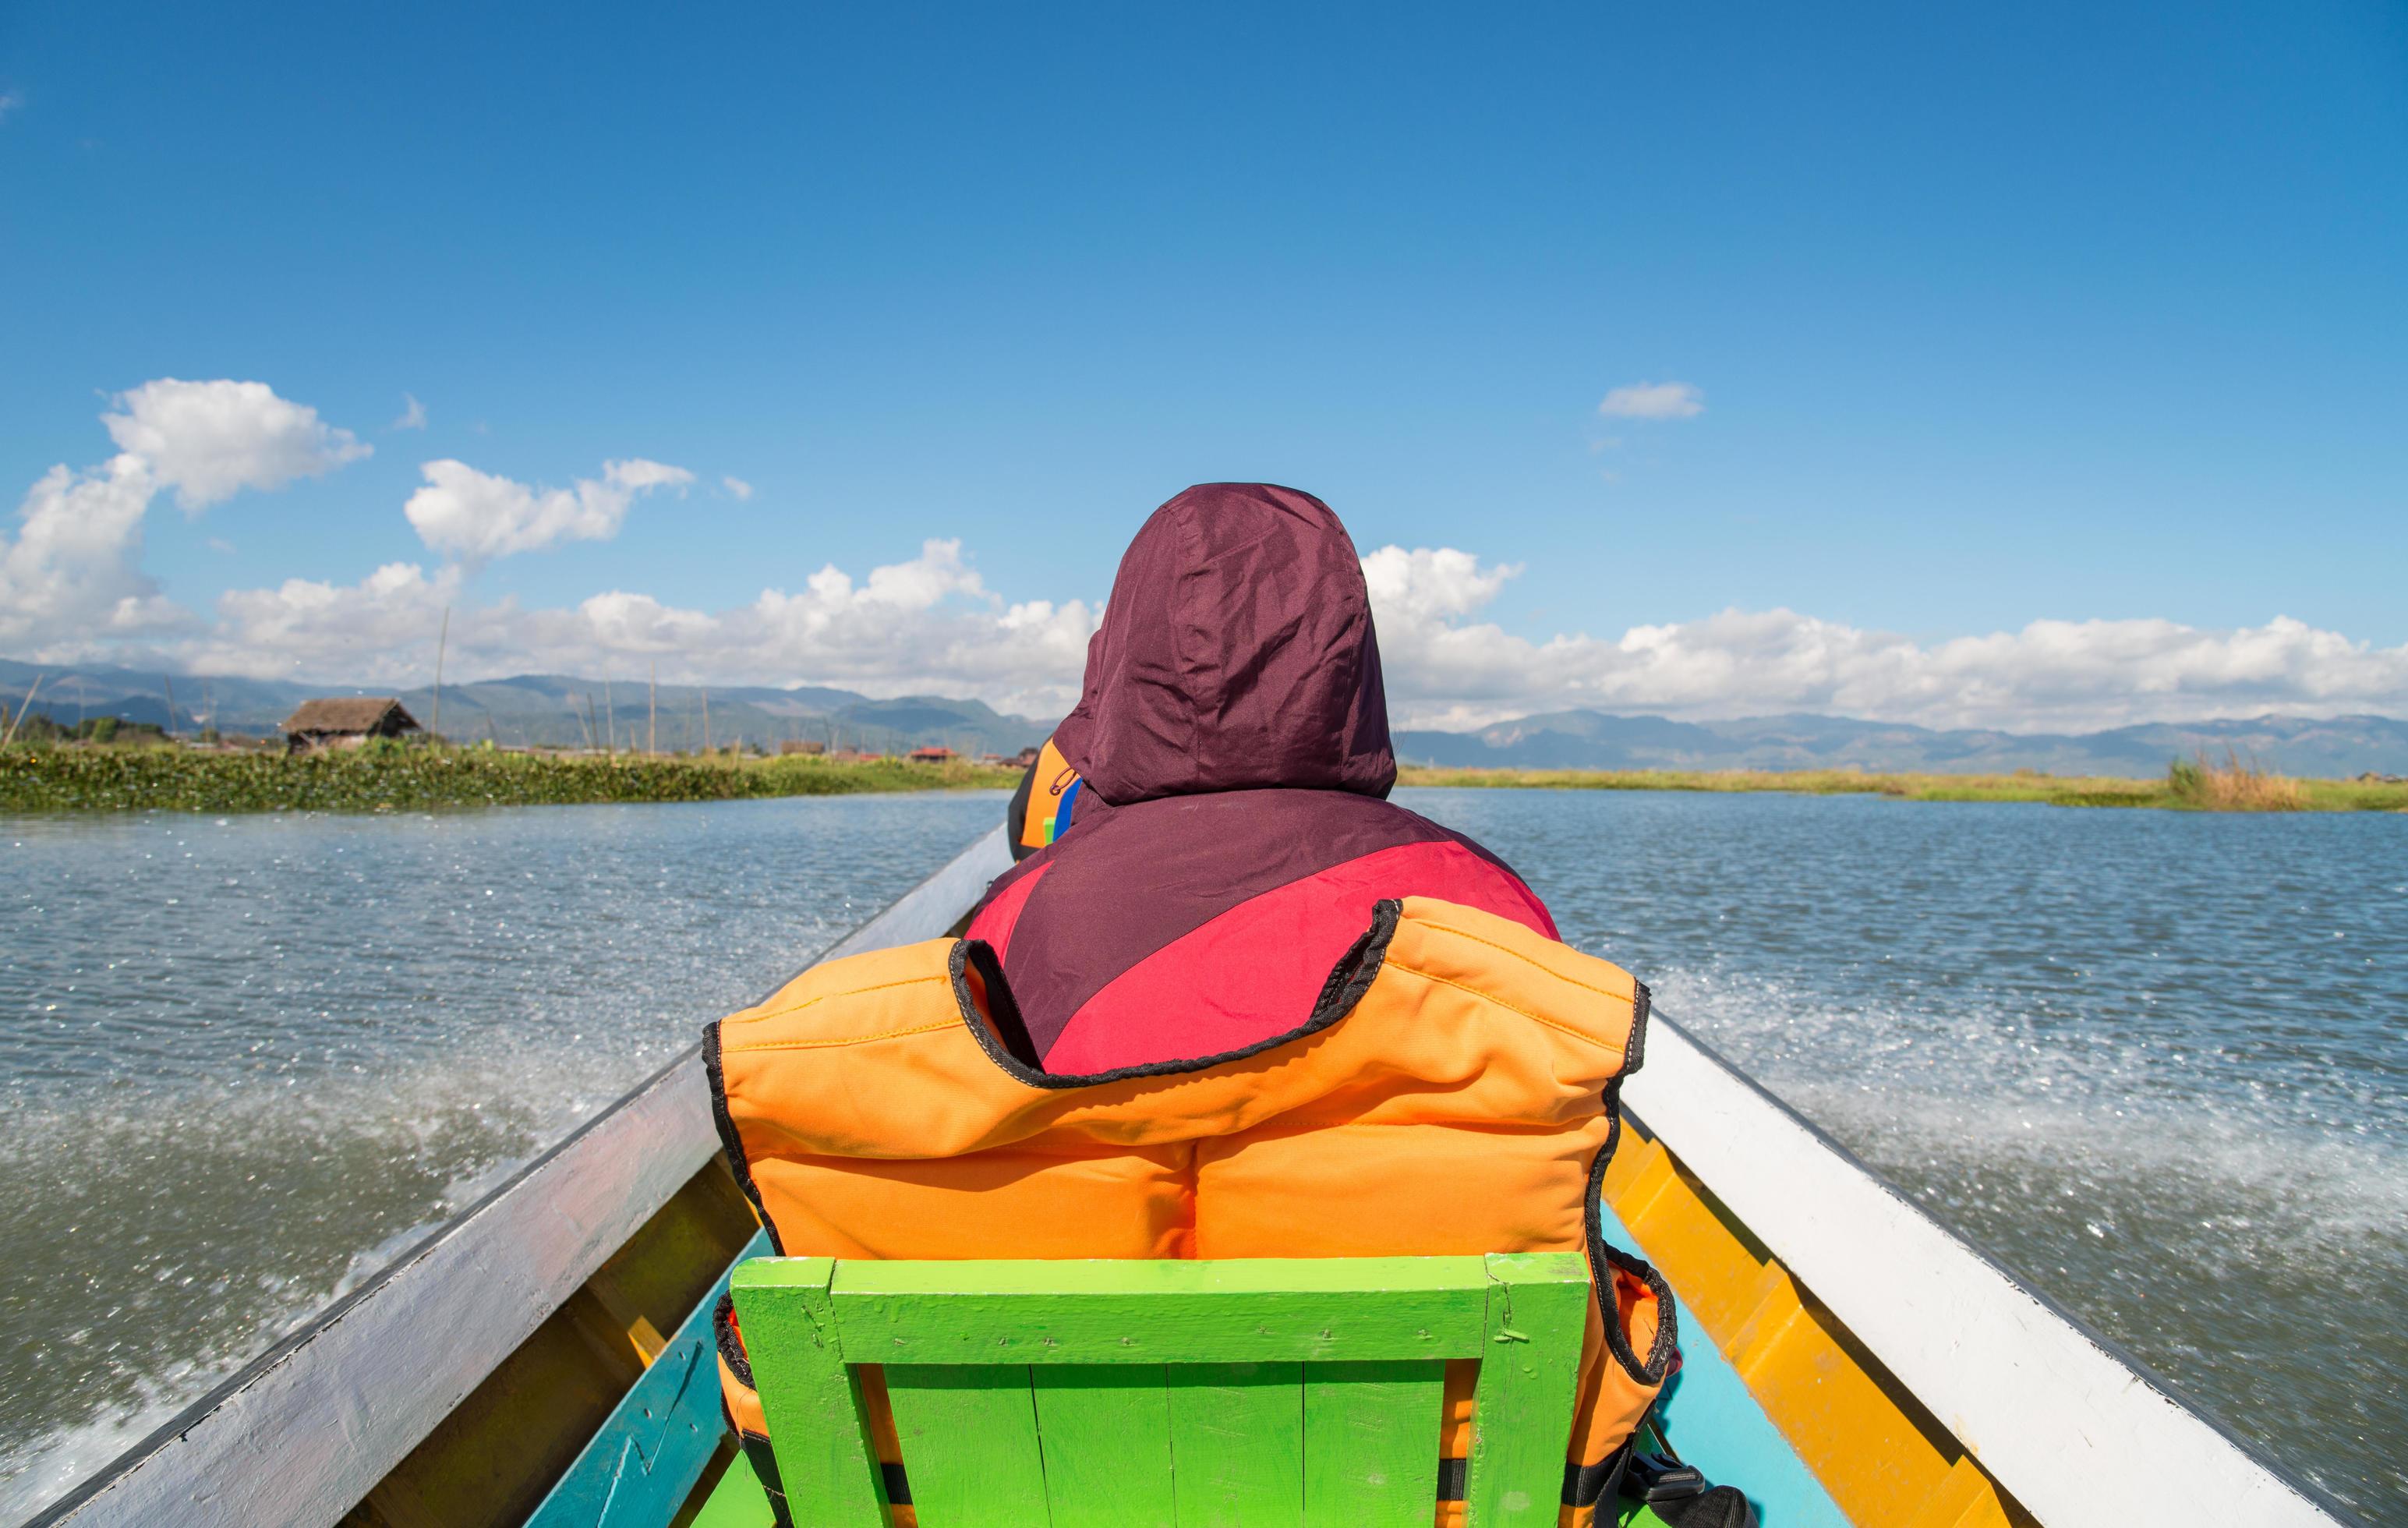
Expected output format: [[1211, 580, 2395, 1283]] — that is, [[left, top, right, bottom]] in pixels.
[[1052, 483, 1395, 805]]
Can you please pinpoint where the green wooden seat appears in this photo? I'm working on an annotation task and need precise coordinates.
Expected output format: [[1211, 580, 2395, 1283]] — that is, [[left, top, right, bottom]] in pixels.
[[697, 1251, 1594, 1528]]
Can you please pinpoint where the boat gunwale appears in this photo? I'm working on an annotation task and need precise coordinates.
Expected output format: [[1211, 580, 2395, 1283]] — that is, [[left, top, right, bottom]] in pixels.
[[24, 1051, 717, 1527]]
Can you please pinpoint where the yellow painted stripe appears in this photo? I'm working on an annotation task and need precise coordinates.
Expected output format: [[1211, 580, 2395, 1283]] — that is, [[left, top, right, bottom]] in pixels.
[[1601, 1125, 2022, 1527]]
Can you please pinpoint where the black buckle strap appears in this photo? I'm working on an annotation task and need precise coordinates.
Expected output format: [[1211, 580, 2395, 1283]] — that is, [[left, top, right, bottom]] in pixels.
[[1623, 1449, 1710, 1503]]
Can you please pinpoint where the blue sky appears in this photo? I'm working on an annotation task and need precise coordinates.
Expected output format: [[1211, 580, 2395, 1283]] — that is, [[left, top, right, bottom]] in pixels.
[[3, 1, 2404, 728]]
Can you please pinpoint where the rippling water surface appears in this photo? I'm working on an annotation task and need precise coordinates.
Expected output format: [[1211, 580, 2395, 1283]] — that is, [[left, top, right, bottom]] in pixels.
[[4, 789, 2402, 1523], [0, 794, 1000, 1522]]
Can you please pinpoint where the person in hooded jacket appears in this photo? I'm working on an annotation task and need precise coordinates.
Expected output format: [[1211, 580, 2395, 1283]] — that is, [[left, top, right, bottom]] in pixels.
[[707, 483, 1703, 1528], [974, 483, 1562, 1073]]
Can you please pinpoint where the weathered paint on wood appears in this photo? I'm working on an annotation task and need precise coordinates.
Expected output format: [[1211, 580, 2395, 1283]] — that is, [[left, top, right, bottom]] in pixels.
[[1166, 1362, 1305, 1527], [31, 1049, 722, 1528], [1461, 1253, 1589, 1528], [525, 1229, 773, 1528], [725, 1254, 1590, 1527], [728, 1258, 890, 1528], [884, 1365, 1052, 1525], [722, 1251, 1599, 1528], [1300, 1360, 1446, 1527], [830, 1255, 1490, 1366], [355, 1163, 759, 1526], [1030, 1366, 1178, 1528]]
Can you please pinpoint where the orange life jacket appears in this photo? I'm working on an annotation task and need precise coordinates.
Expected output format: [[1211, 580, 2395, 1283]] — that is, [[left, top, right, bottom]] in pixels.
[[707, 896, 1674, 1526]]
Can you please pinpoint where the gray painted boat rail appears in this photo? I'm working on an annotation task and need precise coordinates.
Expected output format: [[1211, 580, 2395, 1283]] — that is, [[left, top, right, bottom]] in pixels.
[[30, 826, 1015, 1528], [34, 820, 2343, 1526]]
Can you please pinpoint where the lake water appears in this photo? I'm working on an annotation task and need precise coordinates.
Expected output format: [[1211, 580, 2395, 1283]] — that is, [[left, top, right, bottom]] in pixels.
[[2, 789, 2402, 1523]]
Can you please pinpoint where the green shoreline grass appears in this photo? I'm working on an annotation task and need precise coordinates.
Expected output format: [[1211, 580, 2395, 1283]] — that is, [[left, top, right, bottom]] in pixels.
[[0, 745, 1020, 814], [4, 745, 2403, 815], [1395, 763, 2408, 812]]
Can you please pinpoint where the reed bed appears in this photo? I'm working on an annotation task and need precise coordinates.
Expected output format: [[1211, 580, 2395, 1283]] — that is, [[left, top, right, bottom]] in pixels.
[[0, 744, 1019, 815], [2165, 748, 2308, 812], [1395, 760, 2406, 812], [5, 742, 2399, 815]]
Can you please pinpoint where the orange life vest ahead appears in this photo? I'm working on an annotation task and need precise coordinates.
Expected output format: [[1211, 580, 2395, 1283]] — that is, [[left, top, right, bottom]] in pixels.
[[707, 896, 1674, 1526]]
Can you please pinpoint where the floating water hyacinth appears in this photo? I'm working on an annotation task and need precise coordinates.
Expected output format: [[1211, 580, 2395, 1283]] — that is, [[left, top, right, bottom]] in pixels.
[[0, 744, 1019, 814]]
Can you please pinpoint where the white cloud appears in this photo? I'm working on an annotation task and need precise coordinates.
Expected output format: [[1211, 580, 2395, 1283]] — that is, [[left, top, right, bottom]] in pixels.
[[393, 394, 427, 430], [1360, 546, 1519, 622], [6, 379, 2403, 732], [722, 476, 755, 501], [157, 537, 2408, 733], [0, 90, 22, 124], [1, 380, 369, 660], [189, 562, 466, 678], [404, 457, 694, 561], [103, 379, 370, 511], [184, 538, 1100, 716], [599, 458, 695, 493], [1361, 545, 2408, 732], [0, 455, 191, 653], [1598, 380, 1704, 420]]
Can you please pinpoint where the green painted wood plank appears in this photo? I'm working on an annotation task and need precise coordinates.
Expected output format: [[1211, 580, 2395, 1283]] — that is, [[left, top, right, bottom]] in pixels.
[[840, 1255, 1491, 1296], [1165, 1362, 1304, 1528], [727, 1258, 889, 1528], [1462, 1253, 1591, 1528], [833, 1257, 1487, 1366], [883, 1364, 1052, 1526], [689, 1449, 778, 1528], [1029, 1366, 1177, 1528], [1300, 1360, 1446, 1528]]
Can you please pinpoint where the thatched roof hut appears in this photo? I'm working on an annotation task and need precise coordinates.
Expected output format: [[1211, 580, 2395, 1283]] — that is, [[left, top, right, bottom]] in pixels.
[[281, 697, 422, 754]]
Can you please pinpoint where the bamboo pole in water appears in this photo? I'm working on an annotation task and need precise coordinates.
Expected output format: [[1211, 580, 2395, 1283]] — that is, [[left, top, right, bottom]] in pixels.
[[2, 674, 42, 748], [648, 662, 657, 755], [161, 674, 178, 741], [431, 607, 449, 741], [603, 677, 615, 756]]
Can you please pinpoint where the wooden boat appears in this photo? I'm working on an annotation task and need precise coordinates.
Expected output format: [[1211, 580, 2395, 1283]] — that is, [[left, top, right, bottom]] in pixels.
[[28, 827, 2346, 1527]]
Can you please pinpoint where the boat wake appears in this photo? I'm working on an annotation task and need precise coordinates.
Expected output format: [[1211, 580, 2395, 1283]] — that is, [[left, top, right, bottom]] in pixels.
[[0, 1044, 673, 1524], [1649, 963, 2408, 1521]]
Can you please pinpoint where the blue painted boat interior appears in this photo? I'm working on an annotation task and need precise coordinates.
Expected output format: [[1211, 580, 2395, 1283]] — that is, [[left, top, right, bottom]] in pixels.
[[526, 1228, 773, 1528], [1600, 1201, 1850, 1528]]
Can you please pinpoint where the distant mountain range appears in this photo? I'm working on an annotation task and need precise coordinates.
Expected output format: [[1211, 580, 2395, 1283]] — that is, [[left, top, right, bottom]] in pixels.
[[0, 660, 1050, 758], [5, 659, 2404, 777], [1392, 709, 2408, 779]]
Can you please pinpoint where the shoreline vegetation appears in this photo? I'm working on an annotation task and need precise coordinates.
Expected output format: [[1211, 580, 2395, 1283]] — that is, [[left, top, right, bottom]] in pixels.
[[1397, 751, 2408, 812], [0, 741, 2402, 815], [0, 743, 1021, 814]]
